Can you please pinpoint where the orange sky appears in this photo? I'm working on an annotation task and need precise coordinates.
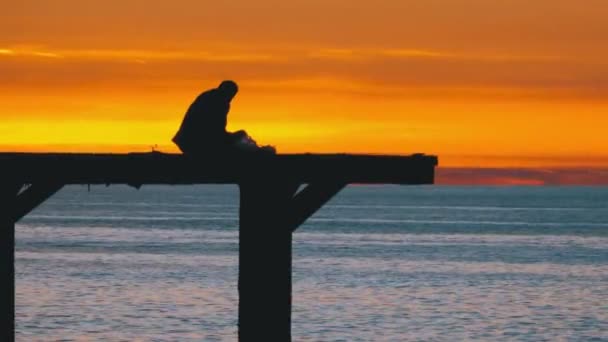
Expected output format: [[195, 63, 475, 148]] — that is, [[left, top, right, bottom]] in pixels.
[[1, 0, 608, 170]]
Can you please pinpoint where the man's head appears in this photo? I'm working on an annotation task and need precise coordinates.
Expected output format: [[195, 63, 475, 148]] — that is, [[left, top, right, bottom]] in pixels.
[[218, 80, 238, 100]]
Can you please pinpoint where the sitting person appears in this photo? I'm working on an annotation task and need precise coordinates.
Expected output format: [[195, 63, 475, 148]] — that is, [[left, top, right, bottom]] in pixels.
[[172, 80, 275, 155]]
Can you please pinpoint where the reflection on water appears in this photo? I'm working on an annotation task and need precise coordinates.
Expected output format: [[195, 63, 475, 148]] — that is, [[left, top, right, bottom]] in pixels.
[[16, 185, 608, 341]]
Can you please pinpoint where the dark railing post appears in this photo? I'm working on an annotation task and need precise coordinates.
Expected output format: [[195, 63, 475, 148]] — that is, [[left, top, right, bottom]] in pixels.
[[238, 181, 298, 341], [0, 183, 20, 342]]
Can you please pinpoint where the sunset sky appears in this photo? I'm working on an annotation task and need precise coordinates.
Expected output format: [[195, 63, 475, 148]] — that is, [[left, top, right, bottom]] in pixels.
[[2, 1, 607, 183]]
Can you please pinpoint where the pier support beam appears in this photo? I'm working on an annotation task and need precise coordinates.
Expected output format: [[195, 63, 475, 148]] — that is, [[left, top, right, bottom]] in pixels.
[[238, 181, 298, 341], [238, 181, 345, 341], [0, 183, 21, 342]]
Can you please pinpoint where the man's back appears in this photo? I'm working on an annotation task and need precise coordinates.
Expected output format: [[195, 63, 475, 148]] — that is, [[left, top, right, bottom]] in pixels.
[[173, 88, 230, 153], [172, 80, 275, 156]]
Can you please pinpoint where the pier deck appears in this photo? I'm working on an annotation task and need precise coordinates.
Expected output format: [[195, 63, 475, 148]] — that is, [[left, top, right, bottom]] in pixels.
[[0, 152, 437, 341]]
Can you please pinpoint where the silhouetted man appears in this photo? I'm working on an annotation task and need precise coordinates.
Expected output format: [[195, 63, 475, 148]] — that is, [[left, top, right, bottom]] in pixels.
[[173, 80, 249, 155]]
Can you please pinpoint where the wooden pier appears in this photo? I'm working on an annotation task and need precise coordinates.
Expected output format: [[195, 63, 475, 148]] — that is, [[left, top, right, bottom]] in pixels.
[[0, 151, 437, 341]]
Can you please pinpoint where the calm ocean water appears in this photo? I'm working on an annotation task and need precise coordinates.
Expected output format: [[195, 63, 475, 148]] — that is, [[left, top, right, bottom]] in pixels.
[[16, 185, 608, 341]]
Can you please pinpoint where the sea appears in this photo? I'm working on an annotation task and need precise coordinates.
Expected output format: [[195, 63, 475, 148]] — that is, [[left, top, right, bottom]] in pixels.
[[15, 185, 608, 341]]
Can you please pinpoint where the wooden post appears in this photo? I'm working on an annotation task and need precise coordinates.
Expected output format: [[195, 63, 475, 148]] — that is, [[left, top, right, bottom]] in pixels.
[[238, 181, 298, 341], [0, 183, 20, 342]]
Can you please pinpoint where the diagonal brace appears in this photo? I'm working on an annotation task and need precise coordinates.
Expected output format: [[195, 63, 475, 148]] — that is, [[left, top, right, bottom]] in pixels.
[[288, 182, 346, 232], [13, 183, 64, 223]]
